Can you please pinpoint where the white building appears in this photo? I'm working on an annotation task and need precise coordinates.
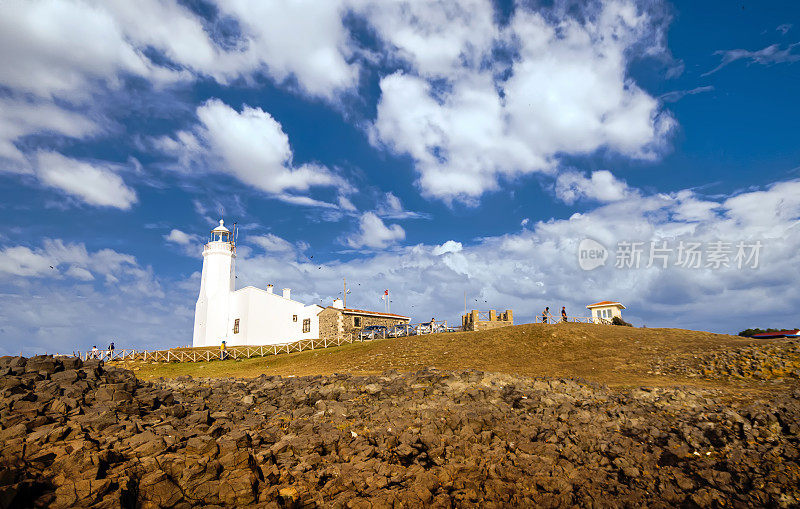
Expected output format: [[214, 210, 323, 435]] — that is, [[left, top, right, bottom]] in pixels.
[[192, 220, 323, 347], [586, 301, 626, 323]]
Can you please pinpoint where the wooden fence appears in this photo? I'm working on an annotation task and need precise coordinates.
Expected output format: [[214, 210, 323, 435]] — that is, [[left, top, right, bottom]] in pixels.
[[78, 320, 463, 364], [537, 315, 603, 325], [76, 317, 603, 364], [78, 333, 370, 364]]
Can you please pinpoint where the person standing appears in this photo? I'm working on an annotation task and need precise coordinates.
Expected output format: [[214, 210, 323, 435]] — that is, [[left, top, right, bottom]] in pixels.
[[542, 307, 550, 323], [109, 341, 115, 360], [91, 345, 98, 359], [220, 341, 227, 360], [561, 306, 568, 323]]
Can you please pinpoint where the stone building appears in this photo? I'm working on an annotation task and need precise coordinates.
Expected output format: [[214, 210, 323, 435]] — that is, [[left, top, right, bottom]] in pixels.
[[319, 299, 410, 342], [462, 310, 513, 331]]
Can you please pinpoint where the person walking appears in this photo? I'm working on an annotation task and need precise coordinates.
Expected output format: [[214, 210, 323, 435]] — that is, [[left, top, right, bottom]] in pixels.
[[541, 307, 550, 323], [561, 306, 568, 323], [220, 341, 228, 360]]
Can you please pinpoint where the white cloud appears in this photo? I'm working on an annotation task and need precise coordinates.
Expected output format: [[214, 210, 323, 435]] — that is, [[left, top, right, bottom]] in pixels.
[[0, 97, 97, 167], [0, 0, 170, 99], [555, 170, 632, 204], [0, 246, 54, 277], [704, 42, 800, 76], [0, 239, 183, 355], [164, 228, 207, 257], [659, 85, 714, 103], [5, 178, 800, 354], [1, 0, 678, 207], [346, 212, 406, 249], [212, 0, 358, 100], [0, 239, 141, 283], [368, 0, 674, 203], [250, 234, 301, 256], [376, 192, 427, 219], [65, 266, 95, 281], [432, 240, 463, 256], [338, 195, 357, 212], [160, 99, 347, 202], [164, 229, 196, 246], [230, 177, 800, 336], [0, 0, 359, 191], [34, 152, 137, 209], [354, 0, 498, 78], [0, 0, 356, 101]]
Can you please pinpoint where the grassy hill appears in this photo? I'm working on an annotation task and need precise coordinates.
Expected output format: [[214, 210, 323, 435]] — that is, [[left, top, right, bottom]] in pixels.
[[127, 322, 799, 393]]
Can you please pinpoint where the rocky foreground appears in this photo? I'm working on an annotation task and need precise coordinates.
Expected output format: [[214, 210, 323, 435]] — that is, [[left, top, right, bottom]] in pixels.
[[650, 339, 800, 381], [1, 356, 800, 508]]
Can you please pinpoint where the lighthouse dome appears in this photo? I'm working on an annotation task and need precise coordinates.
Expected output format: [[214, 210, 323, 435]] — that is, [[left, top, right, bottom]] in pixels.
[[212, 220, 230, 233]]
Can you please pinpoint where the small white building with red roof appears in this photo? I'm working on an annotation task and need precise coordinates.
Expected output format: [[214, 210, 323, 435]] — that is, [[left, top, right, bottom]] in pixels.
[[586, 301, 626, 323]]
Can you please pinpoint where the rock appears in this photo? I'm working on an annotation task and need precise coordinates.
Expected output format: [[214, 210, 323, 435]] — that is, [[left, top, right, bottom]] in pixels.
[[25, 355, 60, 375], [50, 370, 79, 385], [1, 360, 799, 507], [61, 357, 82, 370]]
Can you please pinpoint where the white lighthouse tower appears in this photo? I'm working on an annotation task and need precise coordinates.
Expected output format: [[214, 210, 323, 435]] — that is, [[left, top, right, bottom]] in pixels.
[[192, 220, 236, 347]]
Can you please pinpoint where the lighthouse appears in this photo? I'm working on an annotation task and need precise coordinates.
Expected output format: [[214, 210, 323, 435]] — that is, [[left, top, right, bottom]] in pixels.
[[192, 220, 236, 347], [191, 219, 398, 348]]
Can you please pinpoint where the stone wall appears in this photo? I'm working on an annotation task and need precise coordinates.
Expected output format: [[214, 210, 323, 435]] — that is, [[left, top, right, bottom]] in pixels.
[[341, 313, 409, 337], [318, 308, 343, 343], [318, 308, 409, 341], [462, 309, 513, 331]]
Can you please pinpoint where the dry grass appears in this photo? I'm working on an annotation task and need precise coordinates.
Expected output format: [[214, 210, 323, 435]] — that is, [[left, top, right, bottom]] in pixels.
[[122, 323, 798, 395]]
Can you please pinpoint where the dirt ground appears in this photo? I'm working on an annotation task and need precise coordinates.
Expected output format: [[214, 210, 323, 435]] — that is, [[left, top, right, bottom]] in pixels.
[[126, 323, 799, 395]]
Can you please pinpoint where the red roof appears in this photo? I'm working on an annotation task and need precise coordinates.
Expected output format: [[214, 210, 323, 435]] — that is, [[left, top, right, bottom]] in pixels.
[[586, 301, 625, 308], [751, 329, 799, 338], [329, 307, 410, 320]]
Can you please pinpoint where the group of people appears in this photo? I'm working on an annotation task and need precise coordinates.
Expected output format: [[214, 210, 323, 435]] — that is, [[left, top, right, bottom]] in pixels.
[[89, 342, 115, 359], [540, 306, 569, 323]]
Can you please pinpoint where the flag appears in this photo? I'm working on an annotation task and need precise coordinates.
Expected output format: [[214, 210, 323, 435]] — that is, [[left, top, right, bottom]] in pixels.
[[381, 289, 388, 300]]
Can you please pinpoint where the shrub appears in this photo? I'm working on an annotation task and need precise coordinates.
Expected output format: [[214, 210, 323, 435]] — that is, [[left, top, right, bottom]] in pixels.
[[611, 316, 633, 327]]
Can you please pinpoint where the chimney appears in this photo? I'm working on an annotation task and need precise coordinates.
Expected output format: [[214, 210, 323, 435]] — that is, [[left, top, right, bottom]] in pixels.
[[266, 284, 274, 294], [282, 288, 291, 299], [332, 298, 344, 309]]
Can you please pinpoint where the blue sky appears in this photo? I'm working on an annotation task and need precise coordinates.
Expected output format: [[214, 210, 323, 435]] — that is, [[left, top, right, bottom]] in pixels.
[[1, 0, 799, 354]]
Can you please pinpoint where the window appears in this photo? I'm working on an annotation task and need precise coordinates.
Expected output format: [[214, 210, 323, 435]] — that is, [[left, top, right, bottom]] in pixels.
[[233, 318, 240, 334], [353, 316, 362, 328], [293, 314, 298, 322], [302, 318, 311, 333]]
